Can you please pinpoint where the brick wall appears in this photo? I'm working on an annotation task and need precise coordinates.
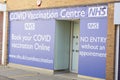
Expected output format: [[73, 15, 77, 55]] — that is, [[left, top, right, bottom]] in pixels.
[[106, 3, 115, 80], [7, 0, 119, 11], [0, 0, 4, 3]]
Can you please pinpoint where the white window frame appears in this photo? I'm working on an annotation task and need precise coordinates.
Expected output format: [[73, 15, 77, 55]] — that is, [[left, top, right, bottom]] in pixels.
[[115, 25, 120, 80]]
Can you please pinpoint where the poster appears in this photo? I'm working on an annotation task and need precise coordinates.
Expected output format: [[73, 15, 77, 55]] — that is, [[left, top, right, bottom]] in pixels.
[[9, 19, 55, 70], [9, 5, 108, 78], [79, 17, 107, 78]]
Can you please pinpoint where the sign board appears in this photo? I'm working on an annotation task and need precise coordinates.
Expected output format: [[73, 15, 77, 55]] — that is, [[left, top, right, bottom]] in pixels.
[[9, 5, 107, 21], [9, 4, 107, 78], [9, 19, 55, 70], [79, 17, 107, 78]]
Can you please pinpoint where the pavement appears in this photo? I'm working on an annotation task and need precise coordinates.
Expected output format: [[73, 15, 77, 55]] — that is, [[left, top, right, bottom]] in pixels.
[[0, 66, 90, 80]]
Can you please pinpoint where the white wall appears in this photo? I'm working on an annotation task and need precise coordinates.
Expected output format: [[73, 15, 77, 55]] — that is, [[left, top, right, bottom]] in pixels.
[[114, 3, 120, 24]]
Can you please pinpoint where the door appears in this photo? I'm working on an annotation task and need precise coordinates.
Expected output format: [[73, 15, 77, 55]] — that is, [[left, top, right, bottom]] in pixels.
[[54, 20, 71, 70], [54, 20, 80, 73], [70, 21, 80, 73]]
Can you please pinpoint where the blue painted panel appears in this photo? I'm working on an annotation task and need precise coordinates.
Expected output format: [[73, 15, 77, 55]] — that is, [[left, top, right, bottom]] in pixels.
[[9, 19, 55, 70], [79, 18, 107, 78]]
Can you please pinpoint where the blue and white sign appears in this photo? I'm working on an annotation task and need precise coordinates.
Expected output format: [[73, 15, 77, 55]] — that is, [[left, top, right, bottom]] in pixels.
[[79, 17, 107, 78], [9, 19, 55, 70], [9, 5, 107, 21], [88, 6, 107, 17], [9, 4, 108, 78]]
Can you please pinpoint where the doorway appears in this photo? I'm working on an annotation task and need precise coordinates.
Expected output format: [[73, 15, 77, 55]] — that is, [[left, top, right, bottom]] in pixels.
[[70, 20, 79, 73], [54, 20, 80, 73]]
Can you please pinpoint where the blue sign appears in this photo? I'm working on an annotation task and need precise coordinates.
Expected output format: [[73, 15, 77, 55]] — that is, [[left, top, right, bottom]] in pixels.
[[9, 19, 55, 70], [79, 17, 107, 78], [9, 4, 108, 78], [9, 5, 107, 21]]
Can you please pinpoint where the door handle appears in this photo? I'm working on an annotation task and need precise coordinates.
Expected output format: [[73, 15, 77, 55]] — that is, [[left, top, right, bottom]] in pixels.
[[76, 50, 79, 52], [76, 36, 78, 38], [72, 49, 74, 52], [73, 36, 75, 38]]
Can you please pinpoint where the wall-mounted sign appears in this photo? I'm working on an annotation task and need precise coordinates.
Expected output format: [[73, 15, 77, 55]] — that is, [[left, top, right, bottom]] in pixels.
[[9, 4, 107, 78], [9, 19, 55, 70], [79, 17, 107, 79], [9, 5, 108, 21]]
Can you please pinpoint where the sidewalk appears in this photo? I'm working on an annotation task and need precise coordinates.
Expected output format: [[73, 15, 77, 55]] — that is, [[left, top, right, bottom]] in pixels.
[[0, 66, 90, 80]]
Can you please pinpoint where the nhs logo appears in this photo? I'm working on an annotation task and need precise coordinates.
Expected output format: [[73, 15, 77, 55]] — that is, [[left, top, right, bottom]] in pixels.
[[88, 6, 107, 17]]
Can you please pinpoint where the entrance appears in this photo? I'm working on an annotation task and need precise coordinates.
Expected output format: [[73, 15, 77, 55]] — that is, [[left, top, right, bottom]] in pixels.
[[70, 21, 79, 73], [54, 20, 80, 73]]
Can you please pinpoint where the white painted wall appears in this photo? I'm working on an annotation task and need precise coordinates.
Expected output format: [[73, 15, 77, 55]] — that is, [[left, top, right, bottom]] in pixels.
[[0, 3, 7, 65], [114, 3, 120, 24]]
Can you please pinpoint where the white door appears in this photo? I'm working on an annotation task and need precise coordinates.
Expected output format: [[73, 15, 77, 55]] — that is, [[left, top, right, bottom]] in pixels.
[[71, 21, 79, 73], [54, 20, 70, 70]]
